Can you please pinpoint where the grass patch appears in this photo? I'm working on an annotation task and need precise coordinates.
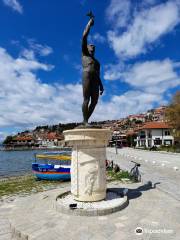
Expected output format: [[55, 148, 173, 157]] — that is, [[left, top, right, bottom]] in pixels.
[[0, 175, 68, 198], [0, 170, 134, 199], [107, 169, 132, 182], [158, 145, 180, 153]]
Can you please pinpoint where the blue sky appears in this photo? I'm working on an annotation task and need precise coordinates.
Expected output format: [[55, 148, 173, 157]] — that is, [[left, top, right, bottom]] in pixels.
[[0, 0, 180, 140]]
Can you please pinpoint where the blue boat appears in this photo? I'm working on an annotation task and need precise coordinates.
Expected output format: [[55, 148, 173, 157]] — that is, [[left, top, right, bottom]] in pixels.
[[32, 150, 71, 180]]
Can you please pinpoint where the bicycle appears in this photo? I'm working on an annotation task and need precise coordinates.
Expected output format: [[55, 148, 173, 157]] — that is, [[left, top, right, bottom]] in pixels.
[[129, 161, 141, 182]]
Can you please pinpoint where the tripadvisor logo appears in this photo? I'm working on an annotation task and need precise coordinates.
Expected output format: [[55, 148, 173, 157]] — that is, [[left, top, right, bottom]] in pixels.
[[135, 227, 143, 235]]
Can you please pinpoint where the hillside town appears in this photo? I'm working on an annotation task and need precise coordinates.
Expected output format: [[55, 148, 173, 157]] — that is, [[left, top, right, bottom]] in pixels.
[[3, 105, 177, 150]]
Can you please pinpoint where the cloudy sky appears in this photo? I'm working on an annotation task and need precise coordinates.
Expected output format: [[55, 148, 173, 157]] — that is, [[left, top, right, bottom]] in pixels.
[[0, 0, 180, 140]]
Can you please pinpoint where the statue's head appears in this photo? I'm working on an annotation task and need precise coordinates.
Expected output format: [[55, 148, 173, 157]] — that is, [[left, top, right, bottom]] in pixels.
[[87, 44, 95, 56]]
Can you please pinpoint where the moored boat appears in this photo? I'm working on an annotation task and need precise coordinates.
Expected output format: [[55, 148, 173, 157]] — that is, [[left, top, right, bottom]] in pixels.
[[32, 163, 71, 180], [32, 150, 71, 180]]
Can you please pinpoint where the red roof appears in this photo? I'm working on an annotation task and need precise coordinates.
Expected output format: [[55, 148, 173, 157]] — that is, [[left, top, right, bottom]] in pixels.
[[46, 132, 63, 140], [141, 122, 170, 129], [14, 136, 33, 141]]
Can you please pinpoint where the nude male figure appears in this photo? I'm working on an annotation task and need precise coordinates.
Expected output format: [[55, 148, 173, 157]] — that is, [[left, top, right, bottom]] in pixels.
[[82, 16, 104, 125]]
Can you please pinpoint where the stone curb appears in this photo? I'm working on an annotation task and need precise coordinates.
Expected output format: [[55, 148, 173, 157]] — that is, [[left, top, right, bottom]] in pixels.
[[56, 189, 129, 216]]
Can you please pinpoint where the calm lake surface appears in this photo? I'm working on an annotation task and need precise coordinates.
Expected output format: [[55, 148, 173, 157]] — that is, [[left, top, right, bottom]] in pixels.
[[0, 150, 44, 178]]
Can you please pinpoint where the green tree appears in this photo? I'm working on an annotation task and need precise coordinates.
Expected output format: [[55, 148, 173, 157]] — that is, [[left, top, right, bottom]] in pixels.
[[126, 134, 137, 147], [165, 91, 180, 142], [3, 136, 13, 145]]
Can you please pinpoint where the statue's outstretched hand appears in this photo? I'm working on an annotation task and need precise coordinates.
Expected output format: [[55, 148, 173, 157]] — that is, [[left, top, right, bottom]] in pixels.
[[100, 88, 104, 95]]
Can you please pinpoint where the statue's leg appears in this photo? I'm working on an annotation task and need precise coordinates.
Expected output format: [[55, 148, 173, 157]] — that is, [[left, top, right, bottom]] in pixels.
[[82, 76, 90, 124], [82, 97, 90, 124], [87, 89, 99, 120]]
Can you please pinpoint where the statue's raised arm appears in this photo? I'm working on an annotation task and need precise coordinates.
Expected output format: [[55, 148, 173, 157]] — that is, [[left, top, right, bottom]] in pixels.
[[82, 17, 94, 55]]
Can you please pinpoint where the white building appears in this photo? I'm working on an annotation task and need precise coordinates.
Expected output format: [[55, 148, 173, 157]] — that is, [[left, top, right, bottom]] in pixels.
[[136, 122, 174, 148], [128, 114, 146, 122]]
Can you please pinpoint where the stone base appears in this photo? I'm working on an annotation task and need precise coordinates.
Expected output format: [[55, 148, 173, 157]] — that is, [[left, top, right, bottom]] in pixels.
[[56, 188, 129, 216], [64, 128, 111, 202]]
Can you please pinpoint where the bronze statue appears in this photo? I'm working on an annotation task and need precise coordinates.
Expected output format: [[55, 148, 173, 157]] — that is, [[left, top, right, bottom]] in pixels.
[[82, 12, 104, 125]]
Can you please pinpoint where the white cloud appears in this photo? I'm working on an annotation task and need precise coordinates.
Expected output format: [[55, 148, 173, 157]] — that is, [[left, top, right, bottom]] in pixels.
[[124, 59, 180, 92], [93, 90, 165, 122], [103, 59, 180, 117], [104, 59, 180, 93], [104, 63, 124, 81], [19, 39, 53, 60], [89, 33, 106, 44], [106, 0, 131, 28], [27, 39, 53, 57], [107, 1, 180, 58], [0, 47, 82, 129], [20, 49, 35, 60], [3, 0, 23, 14]]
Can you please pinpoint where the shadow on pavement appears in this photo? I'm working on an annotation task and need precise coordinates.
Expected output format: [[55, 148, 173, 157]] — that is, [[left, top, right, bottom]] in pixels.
[[108, 181, 161, 200], [127, 181, 161, 200]]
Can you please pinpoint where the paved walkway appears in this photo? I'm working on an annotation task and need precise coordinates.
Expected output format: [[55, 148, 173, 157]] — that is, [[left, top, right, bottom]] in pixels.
[[107, 148, 180, 201], [0, 181, 180, 240], [0, 200, 12, 240]]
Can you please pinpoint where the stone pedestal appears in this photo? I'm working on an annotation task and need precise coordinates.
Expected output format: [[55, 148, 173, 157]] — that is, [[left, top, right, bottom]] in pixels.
[[63, 128, 111, 202]]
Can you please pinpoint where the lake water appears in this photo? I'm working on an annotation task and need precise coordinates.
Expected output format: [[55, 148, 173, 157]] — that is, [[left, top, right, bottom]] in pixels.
[[0, 150, 44, 178]]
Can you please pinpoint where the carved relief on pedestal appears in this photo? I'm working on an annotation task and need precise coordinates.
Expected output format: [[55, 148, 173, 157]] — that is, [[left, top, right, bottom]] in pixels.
[[84, 165, 98, 195]]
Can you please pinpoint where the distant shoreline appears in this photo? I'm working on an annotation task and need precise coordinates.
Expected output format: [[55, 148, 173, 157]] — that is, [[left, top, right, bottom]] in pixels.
[[0, 147, 71, 152]]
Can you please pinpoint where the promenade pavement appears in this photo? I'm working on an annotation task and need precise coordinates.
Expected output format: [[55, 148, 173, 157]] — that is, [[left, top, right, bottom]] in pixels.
[[107, 147, 180, 201], [0, 180, 180, 240]]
